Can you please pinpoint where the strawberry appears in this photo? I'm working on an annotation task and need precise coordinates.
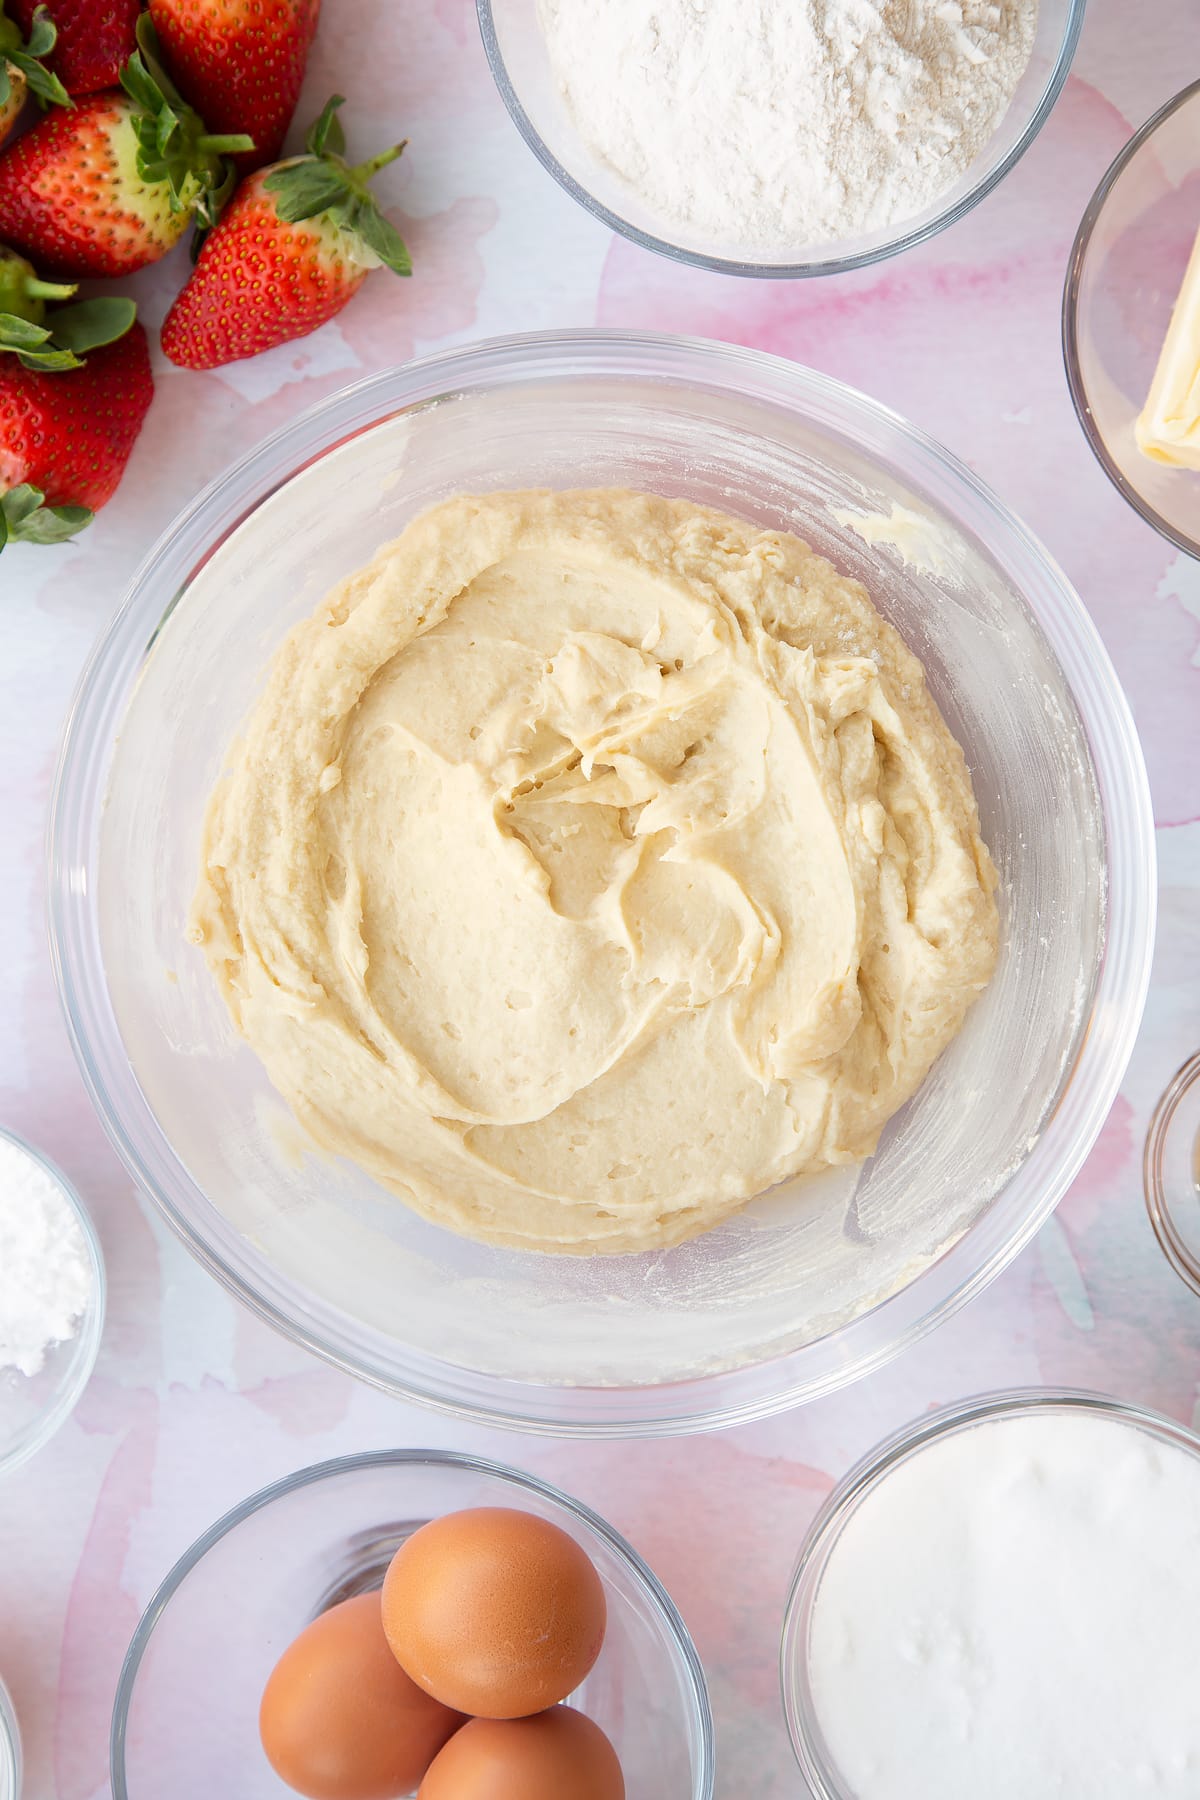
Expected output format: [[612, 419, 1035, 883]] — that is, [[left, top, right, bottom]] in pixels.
[[7, 0, 140, 97], [0, 17, 252, 278], [1, 288, 152, 548], [161, 96, 409, 371], [150, 0, 321, 174], [0, 4, 70, 147]]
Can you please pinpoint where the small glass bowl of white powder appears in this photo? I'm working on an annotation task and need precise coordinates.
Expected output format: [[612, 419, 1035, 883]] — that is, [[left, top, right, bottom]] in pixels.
[[0, 1677, 19, 1800], [0, 1125, 105, 1479], [480, 0, 1085, 276], [782, 1389, 1200, 1800]]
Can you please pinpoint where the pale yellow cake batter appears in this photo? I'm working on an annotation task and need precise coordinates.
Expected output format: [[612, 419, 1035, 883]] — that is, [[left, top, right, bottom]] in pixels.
[[189, 489, 998, 1254]]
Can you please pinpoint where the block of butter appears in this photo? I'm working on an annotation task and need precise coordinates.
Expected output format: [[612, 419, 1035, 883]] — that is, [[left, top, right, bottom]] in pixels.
[[1136, 223, 1200, 469]]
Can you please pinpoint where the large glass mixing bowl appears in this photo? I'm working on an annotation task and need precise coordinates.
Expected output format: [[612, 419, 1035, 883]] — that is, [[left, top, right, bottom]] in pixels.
[[49, 332, 1155, 1436]]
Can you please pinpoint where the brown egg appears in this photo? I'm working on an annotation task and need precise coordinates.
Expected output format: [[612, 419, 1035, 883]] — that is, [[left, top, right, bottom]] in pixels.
[[259, 1591, 465, 1800], [418, 1707, 625, 1800], [381, 1507, 607, 1718]]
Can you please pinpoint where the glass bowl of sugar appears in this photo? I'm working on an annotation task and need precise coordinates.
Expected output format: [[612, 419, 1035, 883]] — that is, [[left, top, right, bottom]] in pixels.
[[781, 1389, 1200, 1799], [0, 1125, 105, 1478], [478, 0, 1085, 277]]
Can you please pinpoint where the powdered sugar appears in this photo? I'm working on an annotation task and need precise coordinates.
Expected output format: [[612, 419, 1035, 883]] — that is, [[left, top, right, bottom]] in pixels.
[[538, 0, 1039, 253], [0, 1136, 93, 1379]]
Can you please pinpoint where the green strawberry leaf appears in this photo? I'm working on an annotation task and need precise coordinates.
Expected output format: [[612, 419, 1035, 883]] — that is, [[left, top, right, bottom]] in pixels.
[[13, 53, 71, 109], [265, 162, 354, 224], [121, 19, 252, 217], [260, 101, 412, 280], [130, 11, 181, 105], [2, 484, 46, 528], [306, 95, 347, 159], [1, 485, 93, 549], [0, 294, 134, 368], [18, 345, 82, 370], [192, 159, 241, 228], [0, 63, 9, 108], [24, 7, 60, 57], [119, 46, 165, 117], [349, 203, 412, 276], [0, 313, 53, 351], [18, 504, 93, 543], [48, 296, 137, 354], [8, 7, 70, 108], [0, 313, 83, 369]]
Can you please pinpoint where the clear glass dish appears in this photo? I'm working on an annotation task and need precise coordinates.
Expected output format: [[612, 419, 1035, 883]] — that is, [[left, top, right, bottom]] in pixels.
[[1144, 1049, 1200, 1295], [48, 331, 1155, 1436], [780, 1387, 1200, 1796], [478, 0, 1085, 277], [1064, 78, 1200, 558], [0, 1125, 105, 1479], [110, 1448, 714, 1799], [0, 1678, 19, 1800]]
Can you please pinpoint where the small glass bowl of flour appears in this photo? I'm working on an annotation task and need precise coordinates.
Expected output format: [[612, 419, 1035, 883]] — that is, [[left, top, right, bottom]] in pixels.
[[0, 1125, 105, 1479], [480, 0, 1085, 275], [783, 1390, 1200, 1800]]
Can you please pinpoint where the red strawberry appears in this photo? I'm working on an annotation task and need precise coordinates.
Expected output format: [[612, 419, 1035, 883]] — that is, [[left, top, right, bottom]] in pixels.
[[150, 0, 320, 174], [0, 3, 71, 145], [161, 96, 409, 371], [1, 300, 152, 549], [0, 19, 252, 278], [7, 0, 140, 96]]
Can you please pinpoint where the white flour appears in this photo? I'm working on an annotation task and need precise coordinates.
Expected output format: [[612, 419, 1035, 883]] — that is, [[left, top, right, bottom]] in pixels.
[[0, 1137, 93, 1378], [538, 0, 1039, 252]]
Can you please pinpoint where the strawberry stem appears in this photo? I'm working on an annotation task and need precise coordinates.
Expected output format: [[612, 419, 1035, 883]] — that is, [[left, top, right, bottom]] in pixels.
[[24, 277, 75, 301], [196, 132, 256, 155], [350, 143, 408, 183]]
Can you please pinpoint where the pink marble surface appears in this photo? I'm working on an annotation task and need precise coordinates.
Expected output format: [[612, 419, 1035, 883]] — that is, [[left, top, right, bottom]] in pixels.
[[2, 1, 1199, 1794]]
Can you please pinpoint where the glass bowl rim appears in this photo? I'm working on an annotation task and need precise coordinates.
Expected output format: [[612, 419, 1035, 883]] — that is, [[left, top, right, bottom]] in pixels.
[[779, 1384, 1200, 1795], [1062, 74, 1200, 560], [0, 1123, 106, 1480], [1144, 1047, 1200, 1296], [0, 1676, 19, 1800], [476, 0, 1087, 279], [48, 328, 1156, 1438], [108, 1445, 716, 1800]]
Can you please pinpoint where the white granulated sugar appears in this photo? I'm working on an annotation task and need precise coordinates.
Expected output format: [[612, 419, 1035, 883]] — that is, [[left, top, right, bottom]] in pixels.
[[0, 1137, 93, 1378], [808, 1412, 1200, 1799], [538, 0, 1039, 252]]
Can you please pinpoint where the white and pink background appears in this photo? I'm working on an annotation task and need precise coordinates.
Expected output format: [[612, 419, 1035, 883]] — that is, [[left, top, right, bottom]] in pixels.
[[3, 0, 1198, 1793]]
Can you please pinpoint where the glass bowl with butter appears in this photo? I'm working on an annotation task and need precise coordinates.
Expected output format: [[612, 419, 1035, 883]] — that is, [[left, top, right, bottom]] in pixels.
[[50, 332, 1154, 1436], [1064, 77, 1200, 558]]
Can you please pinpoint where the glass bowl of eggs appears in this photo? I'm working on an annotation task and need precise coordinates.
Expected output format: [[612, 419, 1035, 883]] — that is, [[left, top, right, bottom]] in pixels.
[[109, 1447, 714, 1800], [50, 330, 1154, 1435]]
